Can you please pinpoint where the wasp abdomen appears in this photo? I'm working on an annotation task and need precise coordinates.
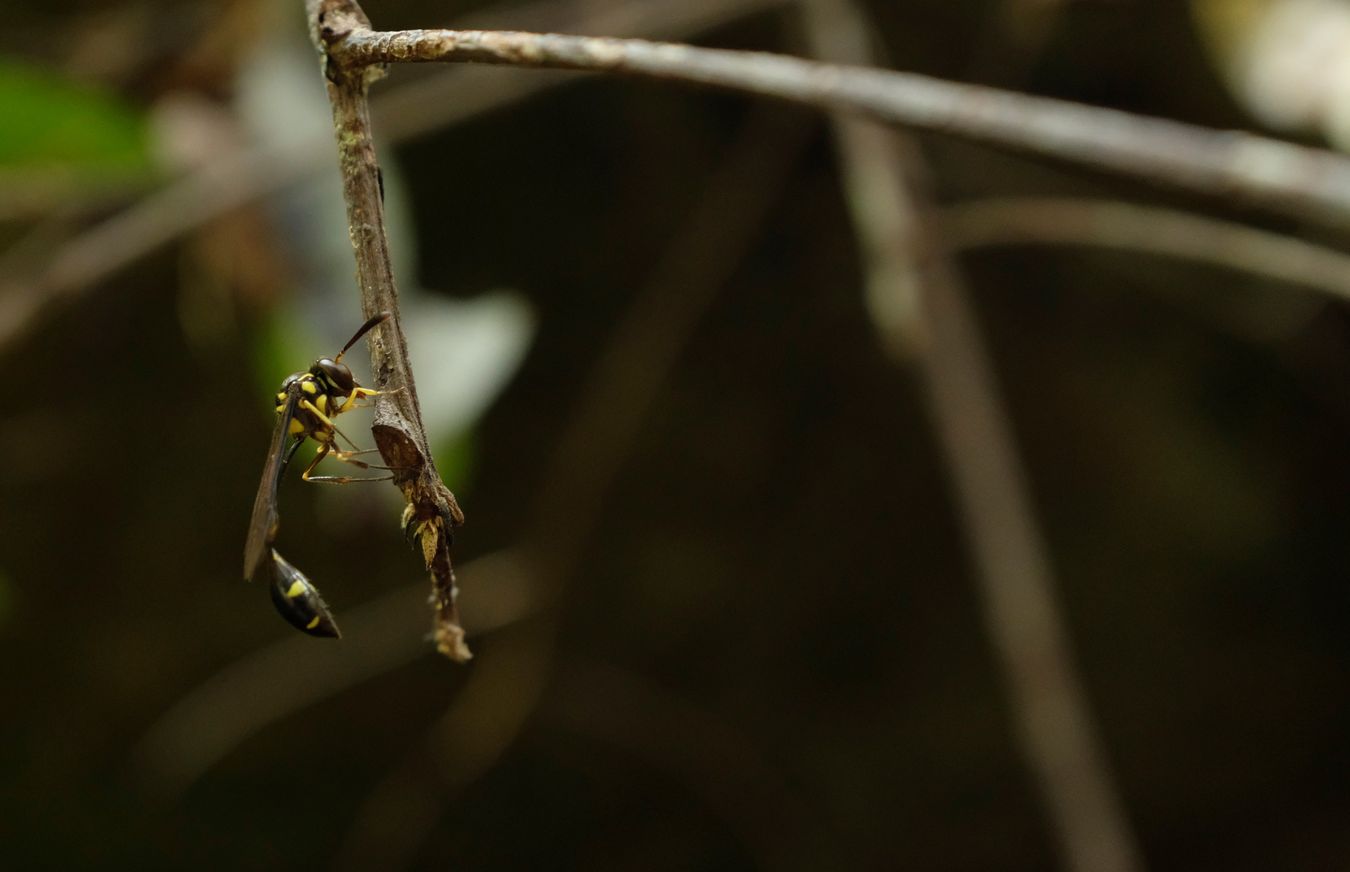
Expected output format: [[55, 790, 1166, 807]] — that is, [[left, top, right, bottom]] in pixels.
[[268, 550, 341, 638]]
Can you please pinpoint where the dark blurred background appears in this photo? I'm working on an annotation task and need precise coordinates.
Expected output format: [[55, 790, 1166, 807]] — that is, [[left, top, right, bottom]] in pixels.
[[2, 0, 1350, 869]]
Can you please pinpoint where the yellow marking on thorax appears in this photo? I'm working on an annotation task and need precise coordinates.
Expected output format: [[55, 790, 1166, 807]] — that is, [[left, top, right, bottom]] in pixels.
[[288, 417, 305, 436], [301, 380, 318, 395], [316, 394, 328, 412]]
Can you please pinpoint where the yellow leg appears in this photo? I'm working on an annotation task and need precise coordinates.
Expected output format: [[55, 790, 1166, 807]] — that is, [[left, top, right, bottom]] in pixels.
[[301, 398, 362, 451], [330, 447, 399, 471], [301, 441, 393, 485], [300, 398, 339, 430], [338, 386, 380, 414], [333, 447, 380, 459], [299, 442, 331, 480]]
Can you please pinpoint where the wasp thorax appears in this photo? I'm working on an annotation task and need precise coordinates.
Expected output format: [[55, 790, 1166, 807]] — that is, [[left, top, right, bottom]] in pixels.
[[312, 357, 355, 395], [275, 372, 305, 409]]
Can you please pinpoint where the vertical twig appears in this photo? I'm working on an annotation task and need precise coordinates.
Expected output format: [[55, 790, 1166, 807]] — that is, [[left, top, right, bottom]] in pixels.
[[800, 1, 1145, 870], [307, 0, 469, 661]]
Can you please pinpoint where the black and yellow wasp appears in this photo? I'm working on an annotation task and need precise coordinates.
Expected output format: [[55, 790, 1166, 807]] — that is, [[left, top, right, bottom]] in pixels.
[[243, 311, 393, 638]]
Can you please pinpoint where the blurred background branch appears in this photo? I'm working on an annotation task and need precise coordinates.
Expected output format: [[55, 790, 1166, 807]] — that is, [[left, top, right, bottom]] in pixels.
[[800, 1, 1143, 870], [0, 0, 786, 351], [938, 196, 1350, 302]]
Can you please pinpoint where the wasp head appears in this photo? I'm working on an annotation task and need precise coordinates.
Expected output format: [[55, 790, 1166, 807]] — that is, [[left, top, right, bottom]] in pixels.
[[311, 357, 356, 396]]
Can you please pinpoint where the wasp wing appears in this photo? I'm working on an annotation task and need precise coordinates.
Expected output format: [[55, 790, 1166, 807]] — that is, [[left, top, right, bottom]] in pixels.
[[244, 382, 302, 581]]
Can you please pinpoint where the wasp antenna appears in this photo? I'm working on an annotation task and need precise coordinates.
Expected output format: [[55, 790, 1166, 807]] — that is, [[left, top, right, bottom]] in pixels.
[[336, 311, 393, 361]]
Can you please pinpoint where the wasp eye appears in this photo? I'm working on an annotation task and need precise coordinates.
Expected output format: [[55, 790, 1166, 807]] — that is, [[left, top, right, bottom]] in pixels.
[[313, 357, 355, 394]]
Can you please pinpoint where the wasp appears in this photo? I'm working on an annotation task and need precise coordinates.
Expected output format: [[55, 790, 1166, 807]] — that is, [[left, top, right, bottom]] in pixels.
[[243, 311, 394, 638]]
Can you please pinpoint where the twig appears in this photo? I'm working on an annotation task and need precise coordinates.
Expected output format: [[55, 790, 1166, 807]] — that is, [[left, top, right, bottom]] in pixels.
[[322, 14, 1350, 227], [373, 0, 789, 143], [308, 0, 468, 660], [939, 196, 1350, 302], [800, 2, 1144, 871]]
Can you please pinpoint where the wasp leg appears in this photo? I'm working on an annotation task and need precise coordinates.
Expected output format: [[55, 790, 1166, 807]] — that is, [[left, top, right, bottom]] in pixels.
[[268, 549, 340, 638], [301, 398, 340, 430], [305, 471, 395, 484], [301, 442, 393, 484], [338, 386, 381, 414], [299, 400, 366, 454], [329, 447, 404, 471], [338, 385, 408, 413]]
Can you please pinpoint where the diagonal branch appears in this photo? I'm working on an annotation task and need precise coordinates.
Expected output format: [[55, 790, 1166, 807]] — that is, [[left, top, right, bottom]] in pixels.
[[318, 13, 1350, 228], [307, 0, 468, 661]]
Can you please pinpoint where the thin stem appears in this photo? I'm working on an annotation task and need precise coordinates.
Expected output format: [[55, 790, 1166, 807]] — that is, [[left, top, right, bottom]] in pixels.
[[308, 0, 469, 660]]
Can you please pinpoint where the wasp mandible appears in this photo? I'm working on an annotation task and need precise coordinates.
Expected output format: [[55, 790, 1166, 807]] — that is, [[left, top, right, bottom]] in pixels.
[[243, 311, 394, 638]]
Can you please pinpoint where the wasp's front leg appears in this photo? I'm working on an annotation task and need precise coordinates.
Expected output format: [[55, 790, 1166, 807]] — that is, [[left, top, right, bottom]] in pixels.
[[338, 386, 381, 414]]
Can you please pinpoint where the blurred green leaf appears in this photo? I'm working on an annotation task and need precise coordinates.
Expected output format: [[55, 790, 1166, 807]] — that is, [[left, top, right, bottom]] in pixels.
[[0, 56, 150, 173], [433, 430, 476, 495]]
